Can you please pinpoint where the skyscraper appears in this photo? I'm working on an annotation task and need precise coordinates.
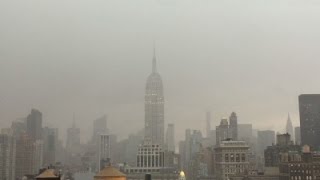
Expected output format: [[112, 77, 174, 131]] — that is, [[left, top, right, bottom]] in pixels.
[[286, 113, 294, 141], [166, 124, 175, 152], [42, 127, 57, 166], [26, 109, 42, 141], [206, 112, 211, 138], [299, 94, 320, 148], [229, 112, 238, 141], [92, 115, 108, 142], [144, 48, 164, 145], [216, 118, 230, 145]]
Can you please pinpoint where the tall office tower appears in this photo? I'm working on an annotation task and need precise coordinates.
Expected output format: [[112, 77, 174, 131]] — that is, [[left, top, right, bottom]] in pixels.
[[0, 134, 16, 180], [229, 112, 238, 141], [166, 124, 175, 152], [66, 120, 80, 153], [26, 109, 42, 141], [206, 112, 211, 138], [237, 124, 253, 143], [32, 140, 44, 174], [216, 118, 230, 145], [214, 140, 249, 180], [15, 134, 34, 179], [144, 48, 164, 145], [42, 127, 57, 166], [295, 127, 301, 145], [286, 114, 294, 141], [92, 115, 108, 142], [257, 130, 275, 155], [98, 134, 111, 170], [299, 94, 320, 148]]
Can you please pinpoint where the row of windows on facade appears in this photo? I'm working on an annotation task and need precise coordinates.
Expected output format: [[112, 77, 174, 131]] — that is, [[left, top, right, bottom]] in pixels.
[[126, 169, 161, 173], [290, 176, 314, 180], [224, 168, 247, 174], [218, 153, 247, 162], [137, 155, 164, 167], [139, 148, 162, 151]]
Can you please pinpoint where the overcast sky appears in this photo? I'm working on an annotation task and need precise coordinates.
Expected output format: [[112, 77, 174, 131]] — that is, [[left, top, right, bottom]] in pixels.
[[1, 0, 320, 142]]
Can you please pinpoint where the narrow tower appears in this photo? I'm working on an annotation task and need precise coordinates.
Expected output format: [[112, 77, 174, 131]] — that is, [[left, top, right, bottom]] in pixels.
[[286, 113, 294, 141], [144, 48, 164, 145], [229, 112, 238, 141]]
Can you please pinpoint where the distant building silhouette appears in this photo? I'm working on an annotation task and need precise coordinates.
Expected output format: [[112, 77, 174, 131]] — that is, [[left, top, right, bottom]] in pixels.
[[93, 115, 108, 142], [42, 127, 57, 167], [144, 48, 164, 145], [26, 109, 42, 141], [299, 94, 320, 148], [257, 130, 275, 155]]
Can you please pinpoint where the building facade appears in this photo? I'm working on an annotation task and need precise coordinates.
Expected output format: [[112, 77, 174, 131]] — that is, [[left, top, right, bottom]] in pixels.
[[15, 134, 34, 179], [98, 134, 111, 170], [214, 140, 250, 180], [279, 146, 320, 180], [299, 94, 320, 148], [265, 134, 300, 167], [0, 134, 16, 180], [33, 140, 44, 174]]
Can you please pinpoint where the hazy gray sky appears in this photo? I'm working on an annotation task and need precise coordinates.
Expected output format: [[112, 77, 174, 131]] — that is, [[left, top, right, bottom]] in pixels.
[[1, 0, 320, 142]]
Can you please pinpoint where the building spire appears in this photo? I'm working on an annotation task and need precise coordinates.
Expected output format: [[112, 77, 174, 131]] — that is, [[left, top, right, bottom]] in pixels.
[[152, 42, 157, 73]]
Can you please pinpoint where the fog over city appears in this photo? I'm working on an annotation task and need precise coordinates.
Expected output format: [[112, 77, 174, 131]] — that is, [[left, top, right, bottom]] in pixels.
[[1, 0, 320, 142]]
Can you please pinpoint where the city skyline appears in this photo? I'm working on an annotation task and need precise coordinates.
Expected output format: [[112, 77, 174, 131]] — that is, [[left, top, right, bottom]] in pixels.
[[2, 0, 320, 179], [1, 0, 320, 143]]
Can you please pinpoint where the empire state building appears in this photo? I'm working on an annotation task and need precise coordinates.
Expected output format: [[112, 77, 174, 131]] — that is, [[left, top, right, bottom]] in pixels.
[[144, 49, 164, 145]]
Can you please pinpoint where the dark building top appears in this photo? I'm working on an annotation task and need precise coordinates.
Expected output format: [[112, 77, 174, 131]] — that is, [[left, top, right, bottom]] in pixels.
[[299, 94, 320, 149]]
